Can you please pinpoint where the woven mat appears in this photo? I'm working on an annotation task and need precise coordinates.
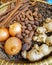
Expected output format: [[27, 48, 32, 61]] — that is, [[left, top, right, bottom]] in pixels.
[[0, 56, 52, 65]]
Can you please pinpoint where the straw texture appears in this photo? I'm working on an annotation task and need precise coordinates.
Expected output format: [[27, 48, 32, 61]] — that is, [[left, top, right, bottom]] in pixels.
[[0, 56, 52, 65]]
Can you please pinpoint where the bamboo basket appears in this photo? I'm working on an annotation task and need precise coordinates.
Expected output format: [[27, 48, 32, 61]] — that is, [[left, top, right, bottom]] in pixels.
[[0, 0, 52, 65]]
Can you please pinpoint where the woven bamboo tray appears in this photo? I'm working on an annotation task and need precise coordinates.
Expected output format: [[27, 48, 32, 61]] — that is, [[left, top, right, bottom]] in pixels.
[[0, 0, 52, 65], [0, 56, 52, 65]]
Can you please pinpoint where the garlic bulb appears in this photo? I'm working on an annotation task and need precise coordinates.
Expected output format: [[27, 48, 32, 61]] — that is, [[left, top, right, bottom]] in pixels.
[[33, 34, 47, 43], [43, 22, 52, 32], [36, 27, 46, 34], [21, 51, 27, 59], [46, 36, 52, 46], [22, 44, 51, 61], [27, 49, 43, 61], [40, 44, 50, 55], [45, 18, 52, 23]]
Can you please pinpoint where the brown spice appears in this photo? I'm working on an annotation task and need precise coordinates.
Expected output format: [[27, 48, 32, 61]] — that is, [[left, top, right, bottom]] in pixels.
[[0, 1, 22, 26], [26, 10, 34, 21], [34, 7, 38, 12], [33, 11, 38, 17], [0, 7, 14, 17], [28, 26, 32, 31], [0, 11, 11, 22], [24, 37, 31, 43], [25, 30, 30, 34], [22, 43, 31, 51], [5, 3, 29, 26]]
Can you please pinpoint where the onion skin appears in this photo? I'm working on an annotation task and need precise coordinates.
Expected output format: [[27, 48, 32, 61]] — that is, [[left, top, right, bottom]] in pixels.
[[4, 37, 22, 55], [9, 22, 22, 36], [0, 28, 9, 42]]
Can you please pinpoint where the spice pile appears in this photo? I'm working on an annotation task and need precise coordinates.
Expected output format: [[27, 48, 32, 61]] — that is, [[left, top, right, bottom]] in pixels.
[[0, 0, 52, 62]]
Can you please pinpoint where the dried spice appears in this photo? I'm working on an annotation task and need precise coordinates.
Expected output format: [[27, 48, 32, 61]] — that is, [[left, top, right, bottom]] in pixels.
[[0, 0, 52, 62]]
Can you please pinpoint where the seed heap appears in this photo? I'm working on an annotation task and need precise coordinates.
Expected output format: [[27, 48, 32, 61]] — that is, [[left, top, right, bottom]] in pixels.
[[16, 1, 52, 51]]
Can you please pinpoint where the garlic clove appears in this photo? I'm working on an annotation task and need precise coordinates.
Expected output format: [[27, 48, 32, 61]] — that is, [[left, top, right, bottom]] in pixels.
[[36, 27, 46, 34], [21, 51, 27, 59], [46, 36, 52, 46], [33, 36, 38, 41], [43, 22, 52, 32], [37, 34, 47, 43], [45, 18, 52, 23], [40, 44, 50, 55]]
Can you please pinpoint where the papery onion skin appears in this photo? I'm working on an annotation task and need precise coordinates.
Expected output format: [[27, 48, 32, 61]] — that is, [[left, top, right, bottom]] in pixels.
[[0, 28, 9, 42], [9, 22, 22, 36], [4, 37, 22, 55]]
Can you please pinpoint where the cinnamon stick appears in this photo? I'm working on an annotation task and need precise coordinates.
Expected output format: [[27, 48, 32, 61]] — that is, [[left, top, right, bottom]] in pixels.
[[15, 0, 21, 6], [0, 0, 29, 27], [0, 2, 22, 26], [0, 11, 11, 22], [10, 4, 29, 22], [0, 7, 14, 17], [4, 2, 29, 26], [0, 1, 15, 9]]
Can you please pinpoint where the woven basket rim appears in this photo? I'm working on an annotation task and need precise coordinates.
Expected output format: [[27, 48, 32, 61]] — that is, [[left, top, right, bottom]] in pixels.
[[0, 56, 52, 65], [0, 0, 52, 9]]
